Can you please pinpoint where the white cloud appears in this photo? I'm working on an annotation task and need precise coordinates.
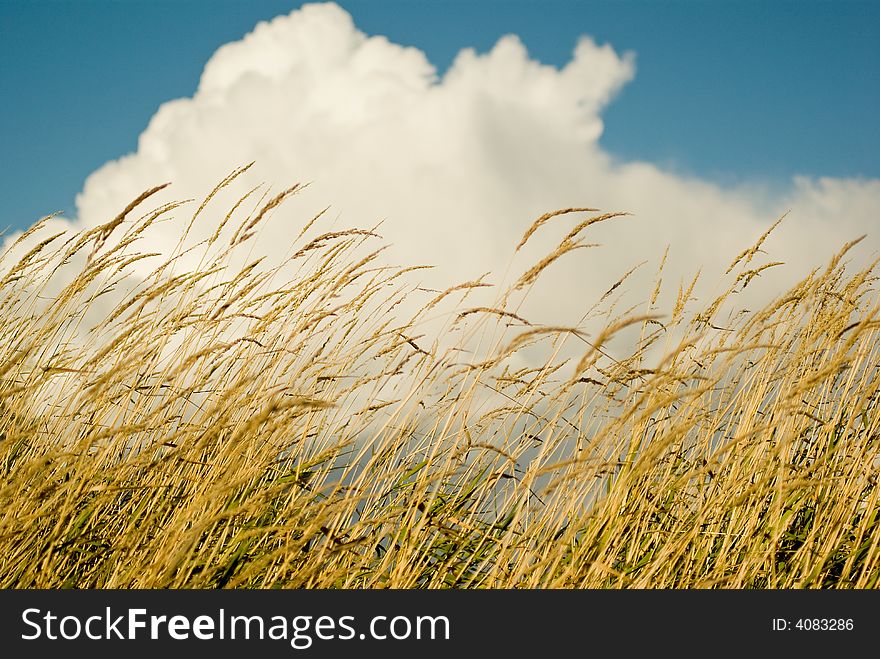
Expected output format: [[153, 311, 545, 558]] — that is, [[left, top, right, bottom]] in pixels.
[[5, 1, 880, 344]]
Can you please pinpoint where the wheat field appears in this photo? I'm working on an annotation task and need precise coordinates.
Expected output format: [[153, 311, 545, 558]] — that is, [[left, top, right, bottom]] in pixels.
[[1, 167, 878, 588]]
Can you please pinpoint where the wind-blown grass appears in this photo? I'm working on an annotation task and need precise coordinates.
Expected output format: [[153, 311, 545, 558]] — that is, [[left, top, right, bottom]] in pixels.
[[1, 171, 878, 588]]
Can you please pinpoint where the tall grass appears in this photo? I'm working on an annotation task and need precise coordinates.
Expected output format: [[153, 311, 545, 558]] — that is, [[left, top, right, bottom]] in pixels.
[[1, 170, 878, 588]]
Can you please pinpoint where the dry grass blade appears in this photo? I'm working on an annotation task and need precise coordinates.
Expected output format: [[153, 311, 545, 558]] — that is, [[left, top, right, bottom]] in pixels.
[[513, 239, 596, 291], [231, 183, 303, 245], [516, 207, 599, 251], [88, 182, 171, 262], [457, 307, 532, 326]]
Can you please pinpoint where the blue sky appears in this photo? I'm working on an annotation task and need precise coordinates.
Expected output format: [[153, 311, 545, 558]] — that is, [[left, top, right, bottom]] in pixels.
[[1, 0, 878, 231]]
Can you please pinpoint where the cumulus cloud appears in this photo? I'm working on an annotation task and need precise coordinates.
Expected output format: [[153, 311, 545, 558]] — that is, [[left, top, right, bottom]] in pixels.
[[6, 1, 880, 337]]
